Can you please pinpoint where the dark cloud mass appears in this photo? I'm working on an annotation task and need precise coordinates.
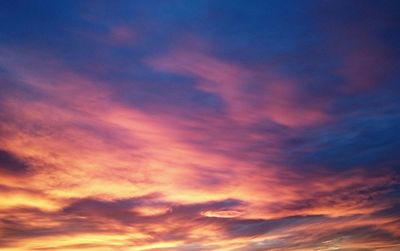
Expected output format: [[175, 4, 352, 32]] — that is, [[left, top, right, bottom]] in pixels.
[[0, 149, 29, 174], [0, 0, 400, 250]]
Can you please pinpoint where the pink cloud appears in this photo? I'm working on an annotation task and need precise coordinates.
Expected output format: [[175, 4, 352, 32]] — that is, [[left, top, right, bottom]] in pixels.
[[109, 25, 137, 45], [0, 46, 398, 250], [149, 47, 330, 127]]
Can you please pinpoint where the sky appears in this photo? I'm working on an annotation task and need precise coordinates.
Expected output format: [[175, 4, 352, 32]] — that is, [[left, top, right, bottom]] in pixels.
[[0, 0, 400, 250]]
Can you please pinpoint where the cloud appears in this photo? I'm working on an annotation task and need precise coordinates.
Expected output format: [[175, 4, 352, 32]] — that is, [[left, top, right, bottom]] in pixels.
[[0, 149, 29, 175], [315, 0, 399, 92], [0, 1, 399, 250], [148, 47, 331, 128]]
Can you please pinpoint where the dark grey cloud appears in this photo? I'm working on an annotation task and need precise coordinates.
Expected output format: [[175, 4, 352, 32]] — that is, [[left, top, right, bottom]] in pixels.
[[0, 149, 29, 174], [225, 215, 325, 238]]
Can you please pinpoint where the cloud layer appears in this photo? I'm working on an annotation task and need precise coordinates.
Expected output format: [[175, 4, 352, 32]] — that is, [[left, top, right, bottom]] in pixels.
[[1, 1, 400, 250]]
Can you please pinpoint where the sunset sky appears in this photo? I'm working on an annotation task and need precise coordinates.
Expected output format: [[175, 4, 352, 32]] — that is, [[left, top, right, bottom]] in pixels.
[[1, 1, 400, 250]]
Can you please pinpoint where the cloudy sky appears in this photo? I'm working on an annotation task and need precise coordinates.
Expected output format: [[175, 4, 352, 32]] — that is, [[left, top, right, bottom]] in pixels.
[[0, 1, 400, 250]]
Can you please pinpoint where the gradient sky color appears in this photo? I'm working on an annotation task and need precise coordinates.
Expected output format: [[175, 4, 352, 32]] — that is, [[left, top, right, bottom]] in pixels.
[[1, 1, 400, 250]]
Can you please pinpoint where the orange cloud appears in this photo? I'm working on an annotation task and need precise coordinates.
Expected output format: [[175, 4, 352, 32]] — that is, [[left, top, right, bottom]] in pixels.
[[0, 47, 398, 250]]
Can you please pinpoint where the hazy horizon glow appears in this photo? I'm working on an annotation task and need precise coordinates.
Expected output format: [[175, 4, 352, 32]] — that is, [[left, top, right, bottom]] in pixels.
[[0, 1, 400, 250]]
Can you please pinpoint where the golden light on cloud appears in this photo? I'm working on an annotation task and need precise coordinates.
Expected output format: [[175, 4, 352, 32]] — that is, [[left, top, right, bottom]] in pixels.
[[201, 210, 244, 218]]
